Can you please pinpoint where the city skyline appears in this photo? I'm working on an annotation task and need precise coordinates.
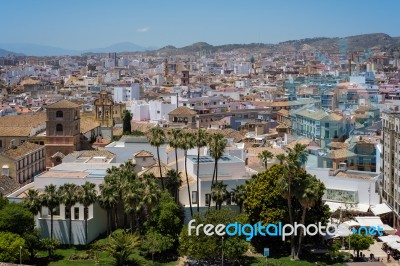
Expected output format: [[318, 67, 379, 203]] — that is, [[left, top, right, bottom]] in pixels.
[[1, 0, 400, 50]]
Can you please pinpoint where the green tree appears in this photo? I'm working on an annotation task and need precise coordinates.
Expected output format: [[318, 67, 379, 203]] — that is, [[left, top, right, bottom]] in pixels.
[[0, 202, 34, 235], [78, 181, 97, 246], [194, 128, 208, 212], [179, 209, 242, 263], [244, 165, 287, 225], [104, 229, 140, 266], [349, 234, 374, 258], [147, 126, 166, 189], [295, 175, 325, 258], [0, 232, 28, 263], [99, 182, 119, 235], [147, 192, 183, 238], [41, 238, 60, 258], [0, 196, 8, 209], [22, 229, 42, 262], [122, 110, 132, 134], [275, 153, 286, 165], [41, 184, 60, 240], [179, 131, 195, 216], [224, 237, 249, 264], [232, 184, 246, 213], [165, 169, 182, 203], [167, 128, 182, 173], [141, 230, 174, 261], [211, 181, 228, 210], [258, 150, 273, 170], [208, 133, 227, 185], [59, 183, 78, 246], [23, 189, 42, 216]]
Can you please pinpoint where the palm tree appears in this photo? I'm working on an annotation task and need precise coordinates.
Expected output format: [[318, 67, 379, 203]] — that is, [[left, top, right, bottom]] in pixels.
[[59, 183, 78, 246], [296, 177, 325, 258], [167, 128, 182, 173], [194, 128, 208, 212], [78, 181, 97, 246], [211, 181, 228, 210], [23, 189, 42, 216], [208, 133, 227, 185], [165, 169, 182, 203], [99, 182, 119, 235], [258, 150, 273, 170], [42, 184, 60, 240], [292, 143, 309, 168], [139, 174, 162, 221], [276, 153, 286, 165], [232, 184, 246, 213], [179, 132, 195, 216], [122, 181, 141, 232], [147, 126, 166, 189]]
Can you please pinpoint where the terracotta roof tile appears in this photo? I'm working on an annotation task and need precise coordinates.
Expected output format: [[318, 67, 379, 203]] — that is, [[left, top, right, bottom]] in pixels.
[[47, 99, 80, 109], [1, 142, 43, 160], [168, 106, 197, 116], [133, 150, 154, 158], [0, 175, 20, 196], [138, 162, 171, 178]]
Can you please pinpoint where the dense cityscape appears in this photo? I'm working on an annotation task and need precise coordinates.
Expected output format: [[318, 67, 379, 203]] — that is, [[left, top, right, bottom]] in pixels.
[[2, 2, 400, 266]]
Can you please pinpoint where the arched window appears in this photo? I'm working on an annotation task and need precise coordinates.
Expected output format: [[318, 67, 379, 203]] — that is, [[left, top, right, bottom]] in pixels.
[[56, 124, 63, 132], [56, 111, 63, 118]]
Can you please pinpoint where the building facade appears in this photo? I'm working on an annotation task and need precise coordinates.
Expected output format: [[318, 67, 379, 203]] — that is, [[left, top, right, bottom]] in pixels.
[[45, 100, 81, 168], [381, 107, 400, 227]]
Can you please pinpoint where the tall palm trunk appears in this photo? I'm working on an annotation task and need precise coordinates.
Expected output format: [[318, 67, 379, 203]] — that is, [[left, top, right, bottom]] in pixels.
[[50, 210, 54, 240], [175, 148, 178, 173], [185, 150, 193, 216], [209, 166, 216, 210], [157, 147, 164, 189], [68, 206, 73, 246], [287, 174, 295, 259], [296, 207, 308, 259], [84, 207, 88, 246], [196, 146, 201, 213]]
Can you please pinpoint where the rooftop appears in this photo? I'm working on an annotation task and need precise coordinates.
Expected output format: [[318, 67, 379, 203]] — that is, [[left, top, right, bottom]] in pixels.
[[47, 99, 80, 109], [1, 142, 43, 160], [168, 106, 197, 116]]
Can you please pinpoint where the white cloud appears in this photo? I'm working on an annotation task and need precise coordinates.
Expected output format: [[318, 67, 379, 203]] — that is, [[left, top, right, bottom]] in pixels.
[[137, 27, 149, 33]]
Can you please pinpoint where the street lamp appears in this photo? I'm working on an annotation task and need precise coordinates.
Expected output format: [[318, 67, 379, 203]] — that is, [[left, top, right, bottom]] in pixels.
[[19, 246, 22, 265], [221, 236, 224, 266]]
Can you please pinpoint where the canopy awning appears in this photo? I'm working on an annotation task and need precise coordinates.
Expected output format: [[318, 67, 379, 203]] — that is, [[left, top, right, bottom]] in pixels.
[[370, 203, 392, 216], [378, 235, 400, 243], [355, 216, 384, 227], [325, 202, 370, 213], [382, 224, 396, 235]]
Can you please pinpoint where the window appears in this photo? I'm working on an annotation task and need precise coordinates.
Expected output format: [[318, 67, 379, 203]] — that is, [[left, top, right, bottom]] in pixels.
[[56, 111, 63, 118], [0, 140, 2, 148], [205, 193, 211, 206], [20, 139, 25, 144], [65, 207, 71, 219], [192, 191, 198, 204], [325, 122, 329, 127], [74, 207, 80, 219], [2, 166, 9, 176], [56, 124, 63, 132], [53, 205, 60, 216]]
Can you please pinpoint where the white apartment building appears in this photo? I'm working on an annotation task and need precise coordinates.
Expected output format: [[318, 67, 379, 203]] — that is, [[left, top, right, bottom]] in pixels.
[[381, 107, 400, 227], [233, 62, 252, 75], [114, 83, 140, 102], [7, 153, 119, 245]]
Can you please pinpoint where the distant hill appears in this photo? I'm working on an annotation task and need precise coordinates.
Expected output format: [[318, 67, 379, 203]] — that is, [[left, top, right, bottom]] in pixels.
[[152, 33, 400, 56], [0, 48, 24, 57], [0, 42, 158, 56]]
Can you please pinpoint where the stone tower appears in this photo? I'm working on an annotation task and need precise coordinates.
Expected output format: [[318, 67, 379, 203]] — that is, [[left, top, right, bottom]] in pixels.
[[45, 99, 81, 168]]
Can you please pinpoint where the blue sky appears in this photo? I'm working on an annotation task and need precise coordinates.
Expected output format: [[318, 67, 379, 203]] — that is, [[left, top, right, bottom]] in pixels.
[[1, 0, 399, 49]]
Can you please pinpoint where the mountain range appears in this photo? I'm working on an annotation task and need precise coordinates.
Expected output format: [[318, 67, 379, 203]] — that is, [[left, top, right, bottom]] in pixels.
[[2, 33, 400, 56], [0, 42, 158, 56]]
